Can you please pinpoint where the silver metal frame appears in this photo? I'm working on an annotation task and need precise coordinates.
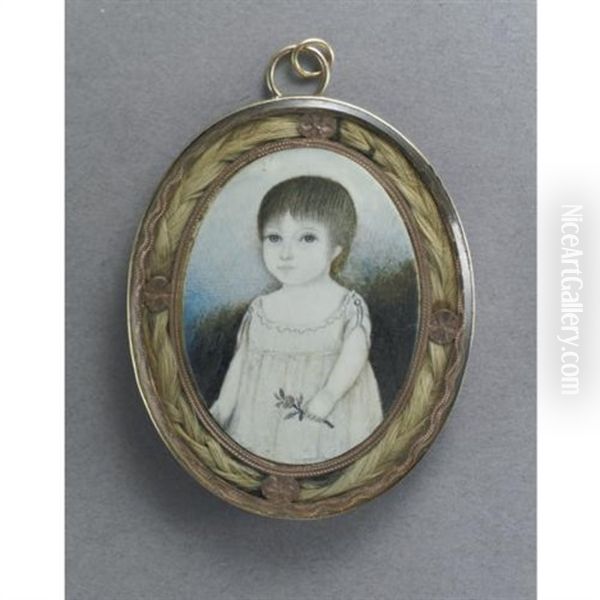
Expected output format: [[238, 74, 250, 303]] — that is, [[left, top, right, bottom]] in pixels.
[[126, 94, 475, 517]]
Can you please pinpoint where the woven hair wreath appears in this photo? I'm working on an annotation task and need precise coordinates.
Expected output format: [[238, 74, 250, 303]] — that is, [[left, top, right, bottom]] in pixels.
[[130, 113, 463, 517]]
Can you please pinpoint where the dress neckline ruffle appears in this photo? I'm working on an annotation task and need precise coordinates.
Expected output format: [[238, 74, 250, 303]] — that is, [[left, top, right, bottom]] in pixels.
[[254, 289, 357, 334]]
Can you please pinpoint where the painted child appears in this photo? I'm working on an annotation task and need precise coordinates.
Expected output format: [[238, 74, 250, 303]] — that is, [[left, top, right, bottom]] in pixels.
[[209, 176, 383, 463]]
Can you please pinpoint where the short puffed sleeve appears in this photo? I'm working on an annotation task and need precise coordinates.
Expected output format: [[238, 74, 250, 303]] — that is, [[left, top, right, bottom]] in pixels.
[[342, 291, 372, 347]]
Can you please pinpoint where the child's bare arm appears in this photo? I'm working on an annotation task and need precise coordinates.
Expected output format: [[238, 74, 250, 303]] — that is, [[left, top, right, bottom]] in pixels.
[[306, 327, 369, 420], [324, 327, 369, 399], [209, 347, 244, 426], [209, 305, 253, 426]]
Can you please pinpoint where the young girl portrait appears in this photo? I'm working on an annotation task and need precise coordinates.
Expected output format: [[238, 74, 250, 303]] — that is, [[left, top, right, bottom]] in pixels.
[[184, 147, 419, 466], [209, 176, 383, 463]]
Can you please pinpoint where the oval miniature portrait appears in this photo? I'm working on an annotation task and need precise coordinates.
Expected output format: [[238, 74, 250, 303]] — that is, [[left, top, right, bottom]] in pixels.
[[128, 99, 473, 518], [179, 146, 422, 467]]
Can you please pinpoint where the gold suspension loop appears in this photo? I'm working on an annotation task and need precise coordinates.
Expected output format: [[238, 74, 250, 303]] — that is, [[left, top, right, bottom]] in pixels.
[[265, 41, 332, 99], [291, 38, 335, 79]]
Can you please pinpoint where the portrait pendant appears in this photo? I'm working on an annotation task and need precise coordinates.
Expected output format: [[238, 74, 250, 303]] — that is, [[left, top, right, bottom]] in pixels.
[[127, 39, 474, 518]]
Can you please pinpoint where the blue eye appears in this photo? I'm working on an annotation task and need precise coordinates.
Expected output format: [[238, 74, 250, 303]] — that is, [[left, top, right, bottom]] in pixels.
[[301, 233, 317, 243], [265, 233, 282, 243]]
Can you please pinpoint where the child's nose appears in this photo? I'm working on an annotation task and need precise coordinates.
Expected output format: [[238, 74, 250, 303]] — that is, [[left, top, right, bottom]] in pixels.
[[279, 242, 294, 260]]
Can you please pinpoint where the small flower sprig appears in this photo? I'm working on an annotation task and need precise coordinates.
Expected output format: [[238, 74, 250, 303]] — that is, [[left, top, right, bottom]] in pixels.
[[274, 388, 334, 429]]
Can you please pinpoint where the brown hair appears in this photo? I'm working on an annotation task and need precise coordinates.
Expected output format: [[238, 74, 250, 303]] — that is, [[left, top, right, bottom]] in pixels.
[[257, 176, 357, 272]]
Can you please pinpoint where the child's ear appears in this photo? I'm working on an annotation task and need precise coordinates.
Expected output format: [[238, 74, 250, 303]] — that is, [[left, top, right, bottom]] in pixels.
[[332, 245, 343, 260]]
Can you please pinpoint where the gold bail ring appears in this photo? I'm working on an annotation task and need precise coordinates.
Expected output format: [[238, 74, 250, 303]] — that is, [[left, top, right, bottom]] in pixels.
[[265, 41, 332, 99], [291, 38, 335, 79]]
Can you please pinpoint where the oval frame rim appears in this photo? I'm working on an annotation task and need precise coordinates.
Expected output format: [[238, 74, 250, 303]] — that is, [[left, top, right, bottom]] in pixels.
[[126, 95, 475, 519]]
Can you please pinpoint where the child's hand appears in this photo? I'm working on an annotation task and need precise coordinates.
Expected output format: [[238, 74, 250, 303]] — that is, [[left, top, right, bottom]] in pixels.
[[306, 388, 336, 421]]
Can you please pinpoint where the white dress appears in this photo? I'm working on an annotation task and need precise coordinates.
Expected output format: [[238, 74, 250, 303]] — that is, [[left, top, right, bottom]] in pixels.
[[209, 289, 383, 464]]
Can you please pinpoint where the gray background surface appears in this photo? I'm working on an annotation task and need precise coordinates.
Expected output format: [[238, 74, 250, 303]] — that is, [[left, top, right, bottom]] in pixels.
[[66, 1, 536, 599]]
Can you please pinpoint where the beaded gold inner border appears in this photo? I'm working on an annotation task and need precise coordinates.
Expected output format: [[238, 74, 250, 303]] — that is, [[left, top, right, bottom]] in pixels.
[[170, 136, 431, 478], [128, 105, 469, 519]]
